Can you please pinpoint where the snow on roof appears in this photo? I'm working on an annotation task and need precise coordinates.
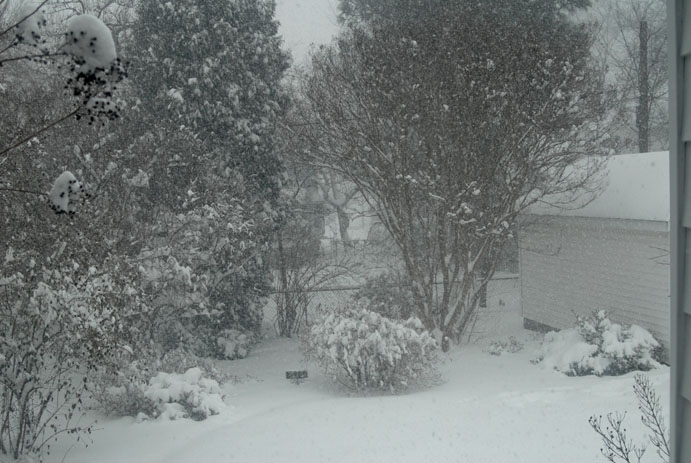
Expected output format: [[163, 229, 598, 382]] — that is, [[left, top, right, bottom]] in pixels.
[[528, 151, 669, 222]]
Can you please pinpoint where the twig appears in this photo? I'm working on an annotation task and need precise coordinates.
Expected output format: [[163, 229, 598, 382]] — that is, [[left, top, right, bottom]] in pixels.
[[589, 412, 646, 463], [0, 51, 67, 66], [0, 107, 80, 157], [0, 0, 50, 39], [0, 187, 46, 196], [633, 374, 670, 461]]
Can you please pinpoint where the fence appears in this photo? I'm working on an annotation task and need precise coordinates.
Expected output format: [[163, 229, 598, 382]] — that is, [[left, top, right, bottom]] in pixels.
[[269, 236, 519, 335], [318, 237, 520, 274]]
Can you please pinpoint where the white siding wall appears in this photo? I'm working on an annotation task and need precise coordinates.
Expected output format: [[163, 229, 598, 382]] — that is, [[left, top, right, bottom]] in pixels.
[[520, 215, 670, 348]]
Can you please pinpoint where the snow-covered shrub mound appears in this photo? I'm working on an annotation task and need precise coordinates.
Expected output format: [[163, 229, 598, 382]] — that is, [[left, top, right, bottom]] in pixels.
[[536, 311, 662, 376], [216, 329, 252, 360], [488, 336, 524, 356], [91, 350, 228, 419], [305, 305, 438, 392], [144, 368, 226, 421], [91, 360, 158, 419]]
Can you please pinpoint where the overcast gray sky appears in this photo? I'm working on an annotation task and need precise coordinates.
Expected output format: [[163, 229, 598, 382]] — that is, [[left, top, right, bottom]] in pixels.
[[275, 0, 340, 65]]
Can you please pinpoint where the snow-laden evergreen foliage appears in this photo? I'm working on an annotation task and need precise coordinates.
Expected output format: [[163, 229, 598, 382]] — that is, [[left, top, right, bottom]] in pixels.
[[305, 305, 438, 392], [536, 311, 663, 376], [121, 0, 291, 352], [337, 0, 591, 25], [130, 0, 289, 202]]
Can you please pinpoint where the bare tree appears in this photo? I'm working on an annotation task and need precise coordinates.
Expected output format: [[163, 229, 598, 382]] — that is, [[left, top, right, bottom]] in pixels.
[[315, 170, 360, 244], [295, 1, 614, 350], [592, 0, 668, 152], [271, 150, 358, 337]]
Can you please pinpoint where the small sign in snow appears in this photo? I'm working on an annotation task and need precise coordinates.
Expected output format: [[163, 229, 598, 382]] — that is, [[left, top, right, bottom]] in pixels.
[[285, 370, 308, 385]]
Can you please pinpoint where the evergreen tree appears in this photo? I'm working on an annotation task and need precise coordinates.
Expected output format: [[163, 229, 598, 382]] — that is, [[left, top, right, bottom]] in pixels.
[[130, 0, 289, 202], [338, 0, 591, 26], [125, 0, 290, 349]]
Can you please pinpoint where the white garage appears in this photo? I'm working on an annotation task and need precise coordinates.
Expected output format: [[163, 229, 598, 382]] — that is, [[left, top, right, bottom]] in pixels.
[[519, 151, 670, 348]]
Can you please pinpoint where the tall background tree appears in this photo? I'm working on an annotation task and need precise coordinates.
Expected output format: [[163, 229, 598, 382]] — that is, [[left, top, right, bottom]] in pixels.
[[592, 0, 668, 152], [297, 0, 615, 349]]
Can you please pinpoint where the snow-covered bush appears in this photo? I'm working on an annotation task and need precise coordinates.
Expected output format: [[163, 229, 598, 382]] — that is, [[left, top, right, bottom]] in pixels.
[[128, 203, 266, 357], [157, 349, 229, 384], [90, 348, 229, 419], [536, 311, 662, 376], [305, 305, 439, 392], [216, 329, 253, 360], [144, 368, 226, 421], [89, 356, 158, 419], [92, 364, 226, 422], [0, 259, 125, 460], [488, 336, 524, 356]]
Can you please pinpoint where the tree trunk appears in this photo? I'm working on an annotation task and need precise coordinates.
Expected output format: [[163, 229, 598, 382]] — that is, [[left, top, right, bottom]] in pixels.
[[478, 280, 488, 309], [637, 19, 649, 153], [336, 207, 351, 245], [276, 233, 293, 337]]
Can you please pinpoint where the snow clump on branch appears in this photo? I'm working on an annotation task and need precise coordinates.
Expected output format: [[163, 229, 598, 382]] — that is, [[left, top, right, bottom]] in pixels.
[[16, 5, 46, 46], [48, 171, 84, 214], [60, 14, 127, 123], [62, 14, 117, 71]]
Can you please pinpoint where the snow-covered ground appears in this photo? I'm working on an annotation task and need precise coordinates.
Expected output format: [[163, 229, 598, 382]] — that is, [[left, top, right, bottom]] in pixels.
[[45, 279, 669, 463]]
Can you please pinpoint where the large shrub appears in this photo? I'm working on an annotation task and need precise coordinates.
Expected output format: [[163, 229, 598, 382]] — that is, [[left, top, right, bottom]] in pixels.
[[0, 257, 126, 460], [143, 368, 226, 421], [536, 311, 663, 376], [305, 305, 438, 392], [126, 0, 291, 348]]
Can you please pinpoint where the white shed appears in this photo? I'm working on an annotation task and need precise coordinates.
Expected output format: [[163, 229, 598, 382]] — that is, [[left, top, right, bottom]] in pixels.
[[519, 151, 670, 348]]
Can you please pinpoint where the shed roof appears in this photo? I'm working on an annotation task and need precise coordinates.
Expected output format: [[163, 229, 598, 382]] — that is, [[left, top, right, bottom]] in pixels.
[[528, 151, 669, 222]]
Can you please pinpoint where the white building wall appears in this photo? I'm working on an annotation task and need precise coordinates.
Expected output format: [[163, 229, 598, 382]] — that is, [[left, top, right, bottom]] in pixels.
[[520, 215, 670, 348]]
